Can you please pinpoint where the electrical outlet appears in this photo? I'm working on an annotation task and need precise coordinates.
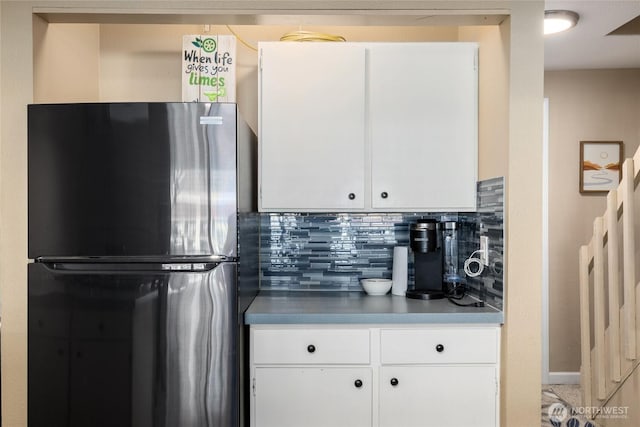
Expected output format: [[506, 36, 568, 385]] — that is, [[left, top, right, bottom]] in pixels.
[[480, 236, 489, 265]]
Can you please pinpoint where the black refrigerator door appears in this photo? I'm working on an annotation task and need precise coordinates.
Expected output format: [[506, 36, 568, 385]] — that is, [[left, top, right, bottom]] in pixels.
[[28, 102, 239, 259], [28, 262, 239, 427]]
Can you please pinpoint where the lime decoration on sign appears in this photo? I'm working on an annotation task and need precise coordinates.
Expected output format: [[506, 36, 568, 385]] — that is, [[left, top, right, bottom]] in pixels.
[[192, 37, 217, 53], [202, 38, 216, 52], [203, 87, 227, 101]]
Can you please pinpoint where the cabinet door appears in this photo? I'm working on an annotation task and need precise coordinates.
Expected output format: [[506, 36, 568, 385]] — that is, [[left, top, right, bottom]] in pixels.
[[369, 43, 478, 211], [254, 367, 372, 427], [379, 366, 497, 427], [259, 43, 366, 211]]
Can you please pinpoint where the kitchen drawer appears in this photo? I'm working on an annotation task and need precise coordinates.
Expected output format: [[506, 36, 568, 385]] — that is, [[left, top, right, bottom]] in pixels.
[[253, 328, 370, 365], [380, 327, 498, 364]]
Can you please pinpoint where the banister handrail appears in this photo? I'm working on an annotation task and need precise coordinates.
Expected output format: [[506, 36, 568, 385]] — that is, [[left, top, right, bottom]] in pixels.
[[579, 146, 639, 418]]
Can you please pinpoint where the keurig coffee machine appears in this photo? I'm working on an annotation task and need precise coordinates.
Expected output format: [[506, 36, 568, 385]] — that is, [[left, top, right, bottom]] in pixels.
[[406, 219, 445, 300]]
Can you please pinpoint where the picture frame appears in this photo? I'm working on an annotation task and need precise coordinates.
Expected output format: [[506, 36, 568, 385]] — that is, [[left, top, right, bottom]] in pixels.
[[580, 141, 624, 194]]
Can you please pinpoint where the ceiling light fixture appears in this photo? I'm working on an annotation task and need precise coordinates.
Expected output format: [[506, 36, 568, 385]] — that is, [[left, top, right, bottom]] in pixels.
[[544, 10, 579, 35]]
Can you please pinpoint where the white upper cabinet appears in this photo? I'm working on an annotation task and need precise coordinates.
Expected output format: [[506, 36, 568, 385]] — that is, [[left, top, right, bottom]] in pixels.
[[259, 43, 366, 210], [369, 43, 477, 211], [259, 42, 478, 212]]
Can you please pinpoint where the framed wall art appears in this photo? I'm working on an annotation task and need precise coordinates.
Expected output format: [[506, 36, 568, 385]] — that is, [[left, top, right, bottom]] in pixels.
[[580, 141, 624, 193]]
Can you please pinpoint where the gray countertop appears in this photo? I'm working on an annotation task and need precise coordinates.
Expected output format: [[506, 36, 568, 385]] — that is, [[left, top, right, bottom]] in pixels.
[[244, 291, 504, 325]]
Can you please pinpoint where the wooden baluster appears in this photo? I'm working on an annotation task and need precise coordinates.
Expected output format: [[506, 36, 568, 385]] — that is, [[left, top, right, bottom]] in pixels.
[[579, 245, 593, 408], [606, 190, 622, 382], [593, 217, 606, 400], [621, 159, 636, 360], [634, 147, 640, 177]]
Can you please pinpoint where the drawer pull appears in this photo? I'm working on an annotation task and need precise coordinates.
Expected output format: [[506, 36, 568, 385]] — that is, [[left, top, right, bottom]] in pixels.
[[354, 379, 363, 388], [381, 191, 388, 199], [307, 344, 316, 353], [348, 193, 356, 200], [390, 377, 399, 387], [436, 344, 445, 353]]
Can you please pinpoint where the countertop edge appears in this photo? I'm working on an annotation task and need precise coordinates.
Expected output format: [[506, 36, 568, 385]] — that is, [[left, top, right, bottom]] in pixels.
[[244, 292, 504, 325], [245, 311, 504, 325]]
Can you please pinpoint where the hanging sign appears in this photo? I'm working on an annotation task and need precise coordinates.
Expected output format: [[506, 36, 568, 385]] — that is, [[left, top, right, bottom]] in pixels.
[[182, 35, 236, 102]]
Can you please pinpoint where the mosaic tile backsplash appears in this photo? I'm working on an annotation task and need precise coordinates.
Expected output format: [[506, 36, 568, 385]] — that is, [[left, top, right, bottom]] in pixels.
[[462, 177, 505, 310], [259, 177, 505, 310]]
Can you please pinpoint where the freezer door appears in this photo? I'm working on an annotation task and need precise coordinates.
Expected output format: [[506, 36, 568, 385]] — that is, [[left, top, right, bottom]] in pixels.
[[28, 102, 239, 259], [28, 261, 239, 427]]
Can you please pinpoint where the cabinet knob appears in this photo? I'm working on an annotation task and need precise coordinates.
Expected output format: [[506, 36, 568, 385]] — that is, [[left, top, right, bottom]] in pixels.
[[348, 193, 356, 200], [354, 379, 363, 388], [390, 377, 399, 387], [381, 192, 388, 199], [436, 344, 445, 353], [307, 344, 316, 353]]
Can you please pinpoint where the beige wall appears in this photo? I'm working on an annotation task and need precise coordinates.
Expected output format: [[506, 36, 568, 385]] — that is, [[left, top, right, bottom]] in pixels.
[[98, 24, 461, 131], [35, 22, 509, 142], [40, 23, 460, 131], [545, 69, 640, 372], [33, 20, 100, 102], [2, 2, 544, 427], [503, 2, 544, 423], [1, 3, 32, 425], [459, 25, 509, 180]]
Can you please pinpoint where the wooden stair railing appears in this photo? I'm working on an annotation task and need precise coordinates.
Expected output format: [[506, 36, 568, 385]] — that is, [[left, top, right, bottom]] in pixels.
[[579, 147, 640, 415]]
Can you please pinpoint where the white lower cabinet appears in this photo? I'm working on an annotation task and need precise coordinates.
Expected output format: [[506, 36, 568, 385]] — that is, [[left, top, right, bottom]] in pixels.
[[253, 367, 372, 427], [378, 366, 497, 427], [250, 325, 500, 427]]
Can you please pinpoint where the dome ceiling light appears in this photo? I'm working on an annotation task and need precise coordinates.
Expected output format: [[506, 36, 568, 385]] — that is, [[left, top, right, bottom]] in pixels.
[[544, 10, 579, 35]]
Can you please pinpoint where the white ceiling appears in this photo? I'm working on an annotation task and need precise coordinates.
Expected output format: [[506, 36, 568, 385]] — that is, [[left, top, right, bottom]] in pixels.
[[545, 0, 640, 70]]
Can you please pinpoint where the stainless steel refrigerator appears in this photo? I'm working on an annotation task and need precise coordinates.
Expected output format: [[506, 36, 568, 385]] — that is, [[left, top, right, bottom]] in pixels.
[[27, 102, 258, 427]]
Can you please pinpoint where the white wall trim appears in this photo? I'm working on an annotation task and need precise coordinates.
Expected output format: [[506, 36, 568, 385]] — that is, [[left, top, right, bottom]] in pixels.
[[542, 98, 550, 384], [548, 372, 581, 385]]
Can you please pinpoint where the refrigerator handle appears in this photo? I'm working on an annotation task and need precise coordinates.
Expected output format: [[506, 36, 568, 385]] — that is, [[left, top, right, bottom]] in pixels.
[[35, 255, 232, 263], [38, 262, 223, 274]]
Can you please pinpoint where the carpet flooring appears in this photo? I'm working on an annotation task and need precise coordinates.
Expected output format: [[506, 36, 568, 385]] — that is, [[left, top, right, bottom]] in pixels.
[[541, 385, 598, 427]]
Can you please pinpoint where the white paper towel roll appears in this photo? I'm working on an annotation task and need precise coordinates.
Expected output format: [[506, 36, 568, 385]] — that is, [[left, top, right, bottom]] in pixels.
[[392, 246, 408, 296]]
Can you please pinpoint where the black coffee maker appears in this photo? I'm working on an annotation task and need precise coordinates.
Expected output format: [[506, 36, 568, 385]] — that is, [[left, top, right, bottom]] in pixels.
[[406, 219, 445, 300]]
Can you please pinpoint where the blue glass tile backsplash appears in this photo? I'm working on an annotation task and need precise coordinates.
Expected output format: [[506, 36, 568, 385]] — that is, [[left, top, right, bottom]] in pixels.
[[259, 177, 505, 310], [463, 177, 505, 310]]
